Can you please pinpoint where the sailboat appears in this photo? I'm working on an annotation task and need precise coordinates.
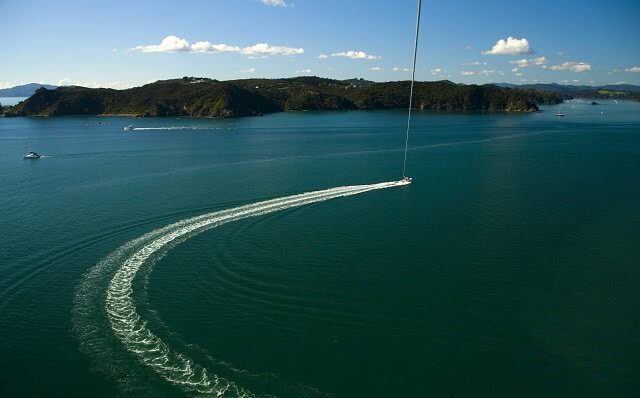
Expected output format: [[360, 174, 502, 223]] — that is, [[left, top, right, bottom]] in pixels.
[[23, 142, 41, 159], [555, 102, 565, 117]]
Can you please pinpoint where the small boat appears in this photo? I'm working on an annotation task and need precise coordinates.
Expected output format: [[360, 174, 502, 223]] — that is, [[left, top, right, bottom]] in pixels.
[[23, 143, 41, 159], [591, 101, 599, 105], [401, 176, 413, 184], [555, 113, 565, 117], [123, 125, 135, 131]]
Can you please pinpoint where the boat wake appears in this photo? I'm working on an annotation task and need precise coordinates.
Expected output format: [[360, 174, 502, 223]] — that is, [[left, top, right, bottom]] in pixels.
[[130, 126, 234, 131], [74, 180, 409, 396]]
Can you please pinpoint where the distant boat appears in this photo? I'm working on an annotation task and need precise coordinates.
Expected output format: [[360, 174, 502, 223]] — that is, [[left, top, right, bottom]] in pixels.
[[555, 113, 565, 117], [123, 125, 134, 131], [23, 143, 41, 159], [591, 101, 599, 105]]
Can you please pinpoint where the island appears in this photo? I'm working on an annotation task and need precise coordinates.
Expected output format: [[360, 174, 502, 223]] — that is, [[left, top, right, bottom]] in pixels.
[[3, 76, 564, 118]]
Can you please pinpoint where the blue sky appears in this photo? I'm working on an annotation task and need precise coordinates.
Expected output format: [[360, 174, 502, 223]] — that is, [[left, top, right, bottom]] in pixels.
[[1, 0, 639, 89]]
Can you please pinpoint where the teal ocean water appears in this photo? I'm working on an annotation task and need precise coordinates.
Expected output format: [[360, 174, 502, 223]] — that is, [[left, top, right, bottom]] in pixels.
[[1, 101, 639, 397]]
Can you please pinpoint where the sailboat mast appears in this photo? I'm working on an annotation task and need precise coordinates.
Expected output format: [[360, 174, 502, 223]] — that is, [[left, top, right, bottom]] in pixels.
[[402, 0, 422, 179]]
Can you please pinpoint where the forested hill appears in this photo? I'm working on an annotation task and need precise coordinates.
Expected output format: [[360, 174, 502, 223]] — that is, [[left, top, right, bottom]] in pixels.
[[494, 82, 640, 100], [3, 77, 562, 117]]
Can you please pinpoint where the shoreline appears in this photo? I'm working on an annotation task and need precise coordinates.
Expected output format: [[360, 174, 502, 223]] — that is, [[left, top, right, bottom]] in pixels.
[[2, 107, 545, 119]]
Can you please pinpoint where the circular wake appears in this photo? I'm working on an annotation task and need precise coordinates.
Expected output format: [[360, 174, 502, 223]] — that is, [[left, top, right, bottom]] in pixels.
[[75, 180, 409, 396]]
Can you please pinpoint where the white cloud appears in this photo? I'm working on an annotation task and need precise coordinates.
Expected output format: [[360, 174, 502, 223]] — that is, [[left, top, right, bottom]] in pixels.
[[462, 61, 487, 66], [510, 56, 548, 68], [131, 35, 191, 53], [482, 37, 533, 55], [392, 66, 410, 72], [431, 68, 443, 74], [514, 72, 524, 77], [241, 43, 303, 56], [131, 36, 302, 56], [546, 62, 591, 72], [296, 69, 312, 74], [478, 69, 496, 76], [625, 66, 640, 73], [0, 82, 14, 89], [615, 81, 627, 84], [260, 0, 291, 6], [191, 42, 241, 53], [370, 66, 383, 71], [241, 68, 256, 73], [461, 70, 496, 77], [57, 79, 132, 89], [317, 54, 328, 59], [331, 50, 380, 60]]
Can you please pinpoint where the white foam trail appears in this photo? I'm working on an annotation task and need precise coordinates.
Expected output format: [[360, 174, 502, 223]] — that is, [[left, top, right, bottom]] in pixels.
[[104, 180, 409, 395], [131, 126, 233, 131]]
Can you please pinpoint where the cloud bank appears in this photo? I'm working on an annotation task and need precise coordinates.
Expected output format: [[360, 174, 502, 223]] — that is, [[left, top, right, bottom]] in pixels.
[[241, 43, 303, 56], [546, 61, 591, 72], [510, 56, 548, 68], [260, 0, 291, 7], [331, 50, 380, 60], [482, 37, 533, 55], [131, 36, 303, 56], [131, 35, 191, 53]]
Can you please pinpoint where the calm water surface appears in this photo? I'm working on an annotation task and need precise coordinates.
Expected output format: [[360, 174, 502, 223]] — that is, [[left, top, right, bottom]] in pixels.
[[1, 101, 639, 397]]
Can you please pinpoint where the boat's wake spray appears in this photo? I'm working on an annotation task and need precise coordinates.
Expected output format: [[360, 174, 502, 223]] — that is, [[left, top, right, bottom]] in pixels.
[[75, 180, 409, 396]]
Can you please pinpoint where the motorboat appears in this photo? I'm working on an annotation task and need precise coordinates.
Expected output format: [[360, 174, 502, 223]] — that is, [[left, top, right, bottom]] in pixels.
[[23, 151, 41, 159], [23, 143, 41, 159], [123, 125, 135, 131]]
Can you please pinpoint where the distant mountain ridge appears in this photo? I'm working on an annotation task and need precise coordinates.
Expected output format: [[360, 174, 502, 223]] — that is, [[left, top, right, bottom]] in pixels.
[[3, 76, 563, 117], [0, 83, 58, 98], [493, 83, 640, 98]]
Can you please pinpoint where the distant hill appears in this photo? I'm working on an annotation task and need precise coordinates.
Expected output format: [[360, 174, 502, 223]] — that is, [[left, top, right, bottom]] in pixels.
[[493, 83, 640, 99], [3, 76, 562, 118], [0, 83, 57, 97]]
